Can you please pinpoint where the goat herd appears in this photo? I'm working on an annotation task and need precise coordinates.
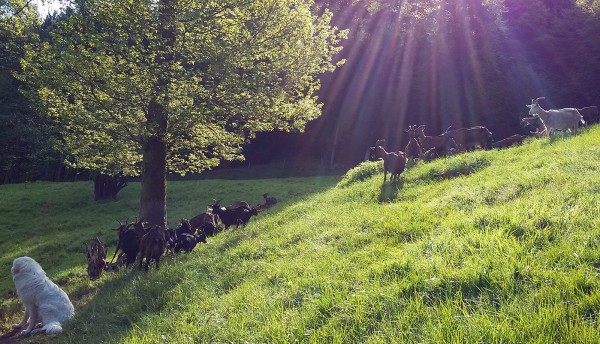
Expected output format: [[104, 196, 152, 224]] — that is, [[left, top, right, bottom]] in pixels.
[[84, 193, 278, 279], [82, 97, 597, 274], [369, 97, 599, 183]]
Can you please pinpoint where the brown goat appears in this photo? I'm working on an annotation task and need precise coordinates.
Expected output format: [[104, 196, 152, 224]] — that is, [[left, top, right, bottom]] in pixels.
[[520, 116, 544, 132], [136, 225, 167, 272], [447, 126, 492, 151], [85, 238, 107, 280], [370, 145, 408, 183], [415, 125, 450, 155], [189, 208, 218, 233], [491, 134, 524, 149], [404, 125, 422, 160], [263, 193, 278, 206], [418, 147, 437, 162], [530, 128, 548, 138]]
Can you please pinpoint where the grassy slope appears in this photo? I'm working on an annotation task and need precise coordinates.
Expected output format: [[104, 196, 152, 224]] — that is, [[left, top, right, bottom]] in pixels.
[[2, 127, 600, 343]]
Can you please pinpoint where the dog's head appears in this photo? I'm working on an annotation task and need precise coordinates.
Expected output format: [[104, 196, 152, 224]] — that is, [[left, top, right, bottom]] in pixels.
[[11, 256, 45, 278]]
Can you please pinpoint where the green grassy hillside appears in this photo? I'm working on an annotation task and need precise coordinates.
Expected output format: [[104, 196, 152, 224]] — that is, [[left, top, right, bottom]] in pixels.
[[2, 127, 600, 343]]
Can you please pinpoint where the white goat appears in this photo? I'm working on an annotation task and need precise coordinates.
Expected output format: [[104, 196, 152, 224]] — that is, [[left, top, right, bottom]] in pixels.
[[526, 97, 585, 137]]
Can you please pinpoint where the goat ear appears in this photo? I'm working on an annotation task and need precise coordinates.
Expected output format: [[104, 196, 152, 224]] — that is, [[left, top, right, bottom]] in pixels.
[[526, 105, 532, 108]]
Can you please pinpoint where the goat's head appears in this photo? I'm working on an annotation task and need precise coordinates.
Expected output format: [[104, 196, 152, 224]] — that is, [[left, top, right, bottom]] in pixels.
[[371, 145, 389, 161], [374, 138, 386, 147], [114, 219, 131, 233], [405, 125, 417, 139], [210, 200, 222, 213], [527, 97, 545, 115], [133, 217, 148, 237], [180, 218, 191, 229], [520, 117, 529, 127], [369, 146, 380, 161], [196, 230, 207, 244], [417, 125, 435, 137]]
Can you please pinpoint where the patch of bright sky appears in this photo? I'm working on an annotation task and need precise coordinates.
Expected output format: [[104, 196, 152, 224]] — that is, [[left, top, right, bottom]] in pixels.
[[34, 0, 64, 17]]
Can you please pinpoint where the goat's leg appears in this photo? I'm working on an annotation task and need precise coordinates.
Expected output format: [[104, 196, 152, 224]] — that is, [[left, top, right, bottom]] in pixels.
[[155, 256, 160, 270], [138, 254, 144, 270], [109, 243, 121, 264]]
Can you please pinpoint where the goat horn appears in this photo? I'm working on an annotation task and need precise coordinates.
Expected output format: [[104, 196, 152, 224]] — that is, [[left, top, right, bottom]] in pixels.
[[534, 97, 545, 103]]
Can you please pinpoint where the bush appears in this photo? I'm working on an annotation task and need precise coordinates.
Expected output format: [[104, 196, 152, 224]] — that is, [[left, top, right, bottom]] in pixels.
[[337, 161, 382, 188]]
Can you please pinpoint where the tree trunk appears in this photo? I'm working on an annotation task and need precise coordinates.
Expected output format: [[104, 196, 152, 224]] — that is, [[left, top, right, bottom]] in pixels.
[[139, 136, 167, 228], [138, 0, 175, 229]]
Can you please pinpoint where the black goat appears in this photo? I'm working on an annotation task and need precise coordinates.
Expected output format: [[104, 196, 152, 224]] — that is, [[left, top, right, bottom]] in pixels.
[[174, 230, 207, 253], [110, 220, 140, 268], [165, 228, 178, 254], [199, 222, 216, 236], [578, 106, 599, 125], [132, 217, 149, 239], [175, 218, 194, 236], [237, 208, 259, 227], [210, 200, 252, 229]]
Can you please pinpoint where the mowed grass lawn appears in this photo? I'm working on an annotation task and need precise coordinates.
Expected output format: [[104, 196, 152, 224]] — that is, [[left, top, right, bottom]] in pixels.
[[2, 126, 600, 343]]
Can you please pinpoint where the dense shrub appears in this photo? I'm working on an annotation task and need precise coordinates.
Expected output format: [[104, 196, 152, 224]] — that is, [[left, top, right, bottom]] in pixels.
[[337, 161, 382, 188]]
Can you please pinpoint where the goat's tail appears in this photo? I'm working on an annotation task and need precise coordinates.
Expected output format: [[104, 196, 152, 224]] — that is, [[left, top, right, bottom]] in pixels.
[[41, 322, 63, 334]]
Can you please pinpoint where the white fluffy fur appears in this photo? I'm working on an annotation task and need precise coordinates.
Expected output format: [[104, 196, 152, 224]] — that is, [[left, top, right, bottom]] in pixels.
[[11, 256, 74, 336]]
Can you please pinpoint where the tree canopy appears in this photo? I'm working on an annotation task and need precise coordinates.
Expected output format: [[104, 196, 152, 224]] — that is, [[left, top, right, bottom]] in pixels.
[[18, 0, 346, 226], [22, 0, 346, 177]]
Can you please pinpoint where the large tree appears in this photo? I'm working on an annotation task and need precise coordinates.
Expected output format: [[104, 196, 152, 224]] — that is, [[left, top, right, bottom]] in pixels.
[[21, 0, 345, 227]]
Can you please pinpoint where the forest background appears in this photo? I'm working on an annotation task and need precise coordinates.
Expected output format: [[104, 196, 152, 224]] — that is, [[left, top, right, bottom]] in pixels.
[[2, 0, 599, 183]]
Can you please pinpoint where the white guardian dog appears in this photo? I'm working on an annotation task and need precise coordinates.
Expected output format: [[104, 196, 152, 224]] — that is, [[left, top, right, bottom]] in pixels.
[[11, 256, 74, 336]]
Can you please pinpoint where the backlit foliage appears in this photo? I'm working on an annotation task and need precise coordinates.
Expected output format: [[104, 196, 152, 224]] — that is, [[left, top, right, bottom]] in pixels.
[[21, 0, 346, 176]]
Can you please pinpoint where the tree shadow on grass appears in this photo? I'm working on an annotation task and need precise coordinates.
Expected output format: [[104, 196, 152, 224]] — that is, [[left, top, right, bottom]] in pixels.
[[55, 260, 187, 344], [417, 155, 491, 182]]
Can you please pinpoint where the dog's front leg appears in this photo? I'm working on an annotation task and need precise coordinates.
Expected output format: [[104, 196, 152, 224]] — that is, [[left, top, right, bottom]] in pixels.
[[20, 304, 38, 336], [12, 307, 29, 329]]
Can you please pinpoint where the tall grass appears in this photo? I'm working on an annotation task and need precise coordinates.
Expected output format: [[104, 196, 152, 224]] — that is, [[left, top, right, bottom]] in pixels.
[[2, 127, 600, 343]]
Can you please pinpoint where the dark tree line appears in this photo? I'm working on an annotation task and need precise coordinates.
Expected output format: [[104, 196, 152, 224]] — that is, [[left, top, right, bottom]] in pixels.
[[2, 0, 600, 183], [0, 7, 74, 184], [251, 0, 600, 167]]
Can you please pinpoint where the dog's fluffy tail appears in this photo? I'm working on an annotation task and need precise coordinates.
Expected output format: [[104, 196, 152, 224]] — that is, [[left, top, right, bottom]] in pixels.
[[41, 322, 63, 334]]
